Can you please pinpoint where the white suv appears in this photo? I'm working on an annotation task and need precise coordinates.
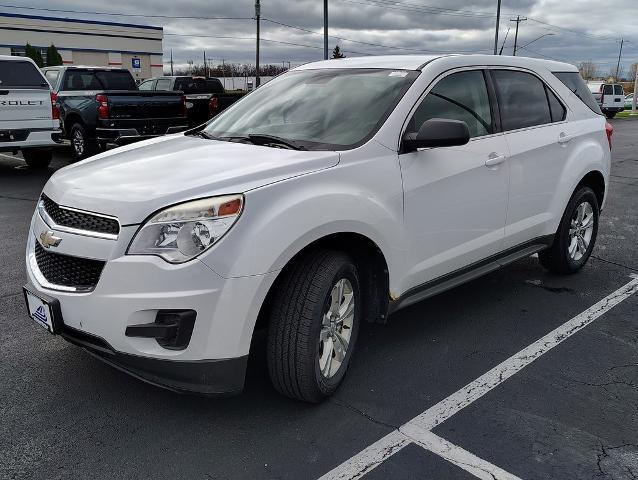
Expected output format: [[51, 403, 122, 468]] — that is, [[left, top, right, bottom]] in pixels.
[[24, 55, 611, 402], [0, 55, 61, 167]]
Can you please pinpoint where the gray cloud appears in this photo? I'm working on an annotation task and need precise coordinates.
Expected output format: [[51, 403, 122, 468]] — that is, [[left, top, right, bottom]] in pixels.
[[7, 0, 637, 75]]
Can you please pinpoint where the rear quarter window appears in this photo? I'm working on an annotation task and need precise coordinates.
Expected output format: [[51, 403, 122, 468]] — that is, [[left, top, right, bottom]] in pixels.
[[0, 60, 49, 89], [552, 72, 603, 115]]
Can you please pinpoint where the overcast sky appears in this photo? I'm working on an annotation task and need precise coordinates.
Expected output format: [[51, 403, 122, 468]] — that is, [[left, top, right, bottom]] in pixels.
[[7, 0, 638, 76]]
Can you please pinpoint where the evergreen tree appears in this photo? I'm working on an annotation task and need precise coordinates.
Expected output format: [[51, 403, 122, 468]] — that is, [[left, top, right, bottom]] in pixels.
[[25, 43, 44, 67], [46, 44, 63, 66], [332, 45, 345, 59]]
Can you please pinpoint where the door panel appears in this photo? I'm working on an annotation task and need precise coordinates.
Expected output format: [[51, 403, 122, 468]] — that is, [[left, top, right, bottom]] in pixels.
[[399, 69, 509, 292]]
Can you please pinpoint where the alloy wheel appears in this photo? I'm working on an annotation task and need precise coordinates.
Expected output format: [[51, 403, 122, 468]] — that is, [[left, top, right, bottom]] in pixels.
[[318, 278, 355, 379], [568, 201, 595, 261]]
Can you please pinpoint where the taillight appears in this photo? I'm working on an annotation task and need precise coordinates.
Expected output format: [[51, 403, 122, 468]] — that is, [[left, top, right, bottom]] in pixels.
[[605, 121, 613, 150], [208, 97, 219, 117], [180, 95, 187, 117], [96, 94, 109, 119], [50, 91, 60, 120]]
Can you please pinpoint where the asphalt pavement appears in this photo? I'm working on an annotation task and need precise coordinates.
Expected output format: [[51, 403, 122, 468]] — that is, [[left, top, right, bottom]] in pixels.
[[1, 120, 637, 480]]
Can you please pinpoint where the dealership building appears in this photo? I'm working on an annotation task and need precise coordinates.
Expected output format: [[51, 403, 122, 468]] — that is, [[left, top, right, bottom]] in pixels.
[[0, 13, 164, 81]]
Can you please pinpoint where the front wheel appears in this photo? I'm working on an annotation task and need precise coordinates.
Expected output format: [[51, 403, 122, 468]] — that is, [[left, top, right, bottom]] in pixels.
[[267, 249, 361, 402], [539, 187, 599, 274]]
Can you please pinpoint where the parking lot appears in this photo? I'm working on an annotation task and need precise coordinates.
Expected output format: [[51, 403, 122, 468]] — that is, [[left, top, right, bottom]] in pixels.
[[1, 119, 637, 479]]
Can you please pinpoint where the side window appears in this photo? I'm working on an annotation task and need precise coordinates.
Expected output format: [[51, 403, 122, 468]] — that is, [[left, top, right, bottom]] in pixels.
[[138, 80, 155, 91], [409, 70, 492, 138], [614, 84, 624, 95], [603, 84, 613, 95], [155, 79, 173, 90], [546, 88, 566, 122], [44, 70, 60, 88], [492, 70, 551, 131]]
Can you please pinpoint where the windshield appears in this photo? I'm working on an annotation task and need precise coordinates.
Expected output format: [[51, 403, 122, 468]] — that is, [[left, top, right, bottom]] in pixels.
[[203, 68, 419, 150]]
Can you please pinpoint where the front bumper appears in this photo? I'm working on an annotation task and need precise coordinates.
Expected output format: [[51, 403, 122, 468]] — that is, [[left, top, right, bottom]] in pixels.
[[25, 209, 277, 395], [96, 118, 188, 145]]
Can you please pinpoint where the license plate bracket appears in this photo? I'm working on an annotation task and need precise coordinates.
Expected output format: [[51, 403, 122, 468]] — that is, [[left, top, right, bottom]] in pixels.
[[23, 286, 63, 334]]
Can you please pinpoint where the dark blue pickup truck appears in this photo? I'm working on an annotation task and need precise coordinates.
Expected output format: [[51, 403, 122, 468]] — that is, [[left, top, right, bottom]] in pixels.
[[42, 66, 189, 160]]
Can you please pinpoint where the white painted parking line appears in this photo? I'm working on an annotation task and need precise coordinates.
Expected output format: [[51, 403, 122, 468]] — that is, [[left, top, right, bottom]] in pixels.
[[402, 427, 522, 480], [0, 152, 19, 160], [320, 275, 638, 480]]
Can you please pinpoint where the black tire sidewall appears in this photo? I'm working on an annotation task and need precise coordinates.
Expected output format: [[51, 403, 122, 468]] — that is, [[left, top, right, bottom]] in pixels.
[[311, 261, 361, 397], [557, 187, 599, 271], [22, 149, 52, 168]]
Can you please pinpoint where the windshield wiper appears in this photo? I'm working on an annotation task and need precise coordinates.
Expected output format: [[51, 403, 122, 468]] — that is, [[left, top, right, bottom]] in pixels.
[[247, 134, 306, 151]]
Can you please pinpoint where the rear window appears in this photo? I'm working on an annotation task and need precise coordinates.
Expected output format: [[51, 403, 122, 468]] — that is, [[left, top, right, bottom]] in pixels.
[[614, 84, 624, 95], [175, 78, 224, 94], [0, 60, 48, 89], [603, 84, 613, 95], [553, 72, 603, 115], [63, 70, 136, 91]]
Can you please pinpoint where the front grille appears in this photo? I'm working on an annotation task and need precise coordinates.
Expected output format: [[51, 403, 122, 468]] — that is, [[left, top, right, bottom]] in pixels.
[[41, 195, 119, 236], [35, 242, 105, 291]]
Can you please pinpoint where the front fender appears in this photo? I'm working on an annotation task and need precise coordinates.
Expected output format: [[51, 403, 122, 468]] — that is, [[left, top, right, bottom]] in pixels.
[[200, 158, 405, 292]]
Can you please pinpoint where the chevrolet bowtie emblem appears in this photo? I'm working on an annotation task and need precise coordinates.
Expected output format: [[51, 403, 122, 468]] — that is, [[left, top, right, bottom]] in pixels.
[[39, 230, 62, 249]]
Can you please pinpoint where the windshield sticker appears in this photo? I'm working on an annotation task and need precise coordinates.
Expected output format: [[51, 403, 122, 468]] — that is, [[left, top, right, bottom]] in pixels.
[[389, 71, 408, 77]]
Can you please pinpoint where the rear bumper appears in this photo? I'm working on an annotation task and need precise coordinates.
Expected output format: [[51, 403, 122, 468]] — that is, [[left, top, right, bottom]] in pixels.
[[96, 118, 188, 145], [0, 128, 63, 152], [601, 106, 624, 113]]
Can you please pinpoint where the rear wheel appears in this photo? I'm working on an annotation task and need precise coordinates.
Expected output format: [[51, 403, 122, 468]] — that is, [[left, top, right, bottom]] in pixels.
[[539, 187, 599, 274], [70, 123, 96, 161], [605, 111, 617, 119], [267, 249, 360, 402], [22, 149, 52, 169]]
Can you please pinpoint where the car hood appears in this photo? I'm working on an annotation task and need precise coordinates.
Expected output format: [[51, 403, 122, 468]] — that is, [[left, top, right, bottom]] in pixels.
[[44, 135, 339, 224]]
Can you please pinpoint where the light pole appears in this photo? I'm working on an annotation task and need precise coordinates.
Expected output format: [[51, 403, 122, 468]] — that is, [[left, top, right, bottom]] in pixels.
[[517, 33, 555, 53], [493, 0, 502, 55], [255, 0, 261, 88], [324, 0, 329, 60]]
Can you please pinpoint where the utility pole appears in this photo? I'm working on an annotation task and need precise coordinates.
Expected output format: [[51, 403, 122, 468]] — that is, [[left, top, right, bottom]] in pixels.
[[493, 0, 501, 55], [615, 37, 624, 81], [255, 0, 261, 88], [324, 0, 329, 60], [499, 26, 510, 55], [203, 51, 207, 78], [510, 15, 527, 56], [170, 50, 173, 75], [632, 61, 638, 115]]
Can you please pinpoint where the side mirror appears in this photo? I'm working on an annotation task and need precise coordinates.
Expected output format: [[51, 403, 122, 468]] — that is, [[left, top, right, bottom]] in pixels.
[[403, 118, 470, 152]]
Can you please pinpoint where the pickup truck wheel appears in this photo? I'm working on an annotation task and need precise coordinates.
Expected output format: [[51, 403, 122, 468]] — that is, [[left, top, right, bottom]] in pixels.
[[539, 187, 599, 274], [22, 149, 52, 169], [70, 123, 96, 160], [267, 249, 360, 403]]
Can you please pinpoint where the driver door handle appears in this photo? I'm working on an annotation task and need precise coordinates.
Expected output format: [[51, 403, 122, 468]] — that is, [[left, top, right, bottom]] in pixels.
[[485, 154, 507, 167]]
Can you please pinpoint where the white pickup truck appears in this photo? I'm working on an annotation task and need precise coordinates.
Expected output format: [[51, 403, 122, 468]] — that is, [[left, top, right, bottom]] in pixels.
[[0, 55, 62, 168]]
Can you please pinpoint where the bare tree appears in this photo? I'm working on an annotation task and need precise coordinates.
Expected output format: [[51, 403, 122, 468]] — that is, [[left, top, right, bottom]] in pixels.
[[629, 63, 637, 82], [578, 60, 598, 80], [609, 64, 625, 81]]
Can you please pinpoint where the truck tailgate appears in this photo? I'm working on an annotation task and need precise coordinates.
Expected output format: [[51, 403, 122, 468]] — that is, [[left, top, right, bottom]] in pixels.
[[0, 89, 54, 130], [105, 91, 184, 119]]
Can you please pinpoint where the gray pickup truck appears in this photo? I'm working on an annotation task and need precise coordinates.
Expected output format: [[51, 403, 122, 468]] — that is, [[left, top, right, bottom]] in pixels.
[[42, 66, 189, 160]]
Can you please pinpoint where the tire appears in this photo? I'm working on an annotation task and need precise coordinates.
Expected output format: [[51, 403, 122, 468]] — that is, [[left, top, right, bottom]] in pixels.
[[267, 249, 361, 403], [539, 186, 599, 274], [70, 123, 96, 161], [22, 149, 52, 169], [605, 111, 616, 119]]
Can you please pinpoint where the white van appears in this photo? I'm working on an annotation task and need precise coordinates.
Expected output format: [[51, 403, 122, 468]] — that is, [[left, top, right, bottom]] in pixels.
[[587, 81, 625, 118], [24, 55, 611, 402], [0, 55, 61, 167]]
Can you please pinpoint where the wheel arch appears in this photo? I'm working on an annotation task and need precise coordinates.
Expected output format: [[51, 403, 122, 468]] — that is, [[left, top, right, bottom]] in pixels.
[[576, 170, 605, 210], [253, 232, 391, 338]]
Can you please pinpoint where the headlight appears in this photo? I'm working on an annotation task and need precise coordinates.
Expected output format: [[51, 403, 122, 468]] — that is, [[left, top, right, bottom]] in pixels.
[[127, 195, 243, 263]]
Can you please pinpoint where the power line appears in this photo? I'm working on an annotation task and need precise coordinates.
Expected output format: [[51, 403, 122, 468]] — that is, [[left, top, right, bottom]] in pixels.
[[338, 0, 502, 18], [0, 3, 252, 20], [262, 18, 491, 54]]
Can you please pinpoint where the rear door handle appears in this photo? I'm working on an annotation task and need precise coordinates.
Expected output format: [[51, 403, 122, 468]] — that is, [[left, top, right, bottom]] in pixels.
[[485, 154, 507, 167], [558, 132, 573, 144]]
